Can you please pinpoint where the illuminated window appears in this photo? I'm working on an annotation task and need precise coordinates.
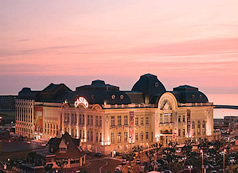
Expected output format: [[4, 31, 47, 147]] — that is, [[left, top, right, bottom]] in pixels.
[[141, 117, 144, 125], [192, 121, 195, 129], [111, 116, 115, 126], [120, 95, 124, 99], [96, 116, 98, 126], [197, 121, 201, 135], [117, 132, 121, 143], [135, 117, 138, 126], [124, 132, 128, 142], [135, 133, 138, 141], [124, 116, 128, 125], [90, 115, 93, 125], [140, 132, 143, 141], [164, 114, 168, 123], [96, 132, 98, 142], [111, 132, 114, 143], [146, 132, 148, 140], [91, 131, 93, 142], [87, 115, 90, 125], [118, 116, 121, 126], [146, 117, 149, 125], [160, 114, 163, 123], [111, 95, 115, 99], [79, 114, 82, 125], [87, 131, 89, 141], [100, 116, 102, 126]]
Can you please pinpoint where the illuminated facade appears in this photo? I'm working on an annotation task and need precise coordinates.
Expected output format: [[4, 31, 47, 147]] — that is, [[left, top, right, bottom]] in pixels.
[[15, 74, 219, 154]]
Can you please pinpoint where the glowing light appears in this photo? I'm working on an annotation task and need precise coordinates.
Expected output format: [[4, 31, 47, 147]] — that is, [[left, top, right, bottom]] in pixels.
[[74, 97, 89, 108]]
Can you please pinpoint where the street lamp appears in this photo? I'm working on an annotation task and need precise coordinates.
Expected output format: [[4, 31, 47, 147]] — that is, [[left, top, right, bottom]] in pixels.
[[200, 150, 203, 173], [223, 149, 226, 173]]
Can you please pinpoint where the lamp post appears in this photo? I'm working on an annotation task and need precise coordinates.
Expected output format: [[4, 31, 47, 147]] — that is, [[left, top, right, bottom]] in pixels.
[[200, 150, 203, 173], [223, 149, 226, 173]]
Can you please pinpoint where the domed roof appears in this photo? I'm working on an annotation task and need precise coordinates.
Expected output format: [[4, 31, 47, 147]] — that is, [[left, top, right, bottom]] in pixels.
[[132, 73, 166, 104]]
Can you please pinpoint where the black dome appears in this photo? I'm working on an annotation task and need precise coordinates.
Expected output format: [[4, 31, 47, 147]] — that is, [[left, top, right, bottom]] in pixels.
[[132, 73, 166, 104], [172, 85, 209, 103]]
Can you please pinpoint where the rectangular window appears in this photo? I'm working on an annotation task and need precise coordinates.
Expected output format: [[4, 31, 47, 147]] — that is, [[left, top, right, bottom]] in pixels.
[[79, 114, 82, 125], [160, 114, 163, 123], [71, 114, 74, 124], [96, 133, 98, 142], [183, 115, 185, 122], [64, 113, 68, 123], [99, 133, 102, 142], [183, 129, 185, 136], [135, 133, 138, 141], [124, 116, 128, 125], [117, 132, 121, 143], [91, 115, 93, 125], [87, 131, 89, 141], [100, 116, 102, 126], [146, 117, 149, 125], [141, 117, 144, 125], [140, 132, 143, 141], [96, 116, 98, 126], [111, 116, 115, 126], [124, 132, 128, 142], [164, 114, 168, 123], [118, 116, 121, 126], [111, 132, 114, 143], [146, 132, 149, 140], [178, 116, 181, 123], [87, 115, 90, 125], [151, 132, 153, 142], [91, 131, 93, 142], [178, 129, 181, 136], [135, 117, 138, 126], [83, 114, 85, 125]]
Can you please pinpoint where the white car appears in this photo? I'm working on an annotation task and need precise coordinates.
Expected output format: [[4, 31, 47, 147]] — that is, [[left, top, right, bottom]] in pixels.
[[121, 159, 127, 165], [115, 166, 122, 171]]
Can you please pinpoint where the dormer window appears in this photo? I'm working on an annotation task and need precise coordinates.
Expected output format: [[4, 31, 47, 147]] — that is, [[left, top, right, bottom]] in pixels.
[[111, 95, 115, 99], [59, 147, 67, 153], [59, 139, 67, 153]]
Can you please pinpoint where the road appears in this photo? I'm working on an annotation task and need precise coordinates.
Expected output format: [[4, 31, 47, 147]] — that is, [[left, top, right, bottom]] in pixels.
[[80, 157, 121, 173]]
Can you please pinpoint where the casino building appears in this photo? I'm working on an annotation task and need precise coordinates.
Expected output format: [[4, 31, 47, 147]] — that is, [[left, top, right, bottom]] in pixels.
[[15, 74, 220, 155]]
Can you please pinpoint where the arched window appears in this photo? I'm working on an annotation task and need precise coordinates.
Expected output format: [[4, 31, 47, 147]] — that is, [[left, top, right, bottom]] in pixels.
[[202, 121, 206, 135], [192, 121, 195, 129], [197, 121, 201, 135]]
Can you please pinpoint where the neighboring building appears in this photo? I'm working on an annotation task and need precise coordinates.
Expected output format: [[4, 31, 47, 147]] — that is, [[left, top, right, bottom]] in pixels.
[[21, 132, 86, 173], [15, 74, 219, 155], [0, 95, 16, 111], [214, 118, 226, 130]]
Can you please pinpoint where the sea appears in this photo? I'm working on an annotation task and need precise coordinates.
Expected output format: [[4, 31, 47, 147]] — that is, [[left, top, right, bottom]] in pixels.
[[207, 94, 238, 119]]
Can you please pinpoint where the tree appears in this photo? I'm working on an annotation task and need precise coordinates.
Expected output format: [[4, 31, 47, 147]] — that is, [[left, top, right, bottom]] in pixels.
[[44, 163, 53, 173], [56, 159, 68, 173]]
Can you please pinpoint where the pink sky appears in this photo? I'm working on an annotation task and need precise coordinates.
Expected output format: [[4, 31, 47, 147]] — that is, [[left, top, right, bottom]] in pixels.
[[0, 0, 238, 97]]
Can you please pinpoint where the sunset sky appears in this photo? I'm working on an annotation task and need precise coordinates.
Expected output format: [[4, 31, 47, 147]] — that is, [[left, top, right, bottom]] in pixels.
[[1, 0, 238, 97]]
